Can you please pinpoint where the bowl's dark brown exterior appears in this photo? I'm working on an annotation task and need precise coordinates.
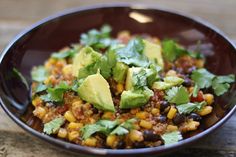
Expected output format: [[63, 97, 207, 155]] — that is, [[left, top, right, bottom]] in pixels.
[[1, 3, 236, 157]]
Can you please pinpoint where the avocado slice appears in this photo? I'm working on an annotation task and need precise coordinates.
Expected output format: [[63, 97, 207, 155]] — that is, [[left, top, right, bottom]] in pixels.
[[125, 67, 158, 90], [120, 88, 153, 109], [78, 73, 115, 112], [113, 62, 129, 83], [143, 40, 164, 68], [152, 76, 184, 90], [72, 46, 102, 77], [125, 67, 142, 90]]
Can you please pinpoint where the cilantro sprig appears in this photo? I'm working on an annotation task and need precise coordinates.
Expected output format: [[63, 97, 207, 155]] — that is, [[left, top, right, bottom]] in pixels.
[[161, 131, 183, 145], [43, 117, 65, 135], [176, 101, 206, 114], [80, 118, 137, 139], [191, 68, 235, 96], [165, 86, 189, 105]]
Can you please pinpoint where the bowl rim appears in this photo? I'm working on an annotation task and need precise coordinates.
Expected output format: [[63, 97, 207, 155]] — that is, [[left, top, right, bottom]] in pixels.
[[0, 3, 236, 156]]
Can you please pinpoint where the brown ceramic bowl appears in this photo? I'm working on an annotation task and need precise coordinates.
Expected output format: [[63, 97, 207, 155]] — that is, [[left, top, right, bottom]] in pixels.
[[0, 3, 236, 157]]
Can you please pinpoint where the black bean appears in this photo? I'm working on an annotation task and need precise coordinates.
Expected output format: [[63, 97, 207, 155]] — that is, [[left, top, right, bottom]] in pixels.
[[116, 141, 126, 149], [188, 113, 202, 121], [92, 108, 98, 114], [183, 78, 193, 87], [160, 101, 170, 112], [133, 142, 146, 148], [173, 114, 186, 125], [143, 130, 161, 142], [158, 115, 167, 123]]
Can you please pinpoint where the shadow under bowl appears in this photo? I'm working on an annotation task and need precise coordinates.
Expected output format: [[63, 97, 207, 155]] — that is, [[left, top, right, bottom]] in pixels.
[[0, 3, 236, 157]]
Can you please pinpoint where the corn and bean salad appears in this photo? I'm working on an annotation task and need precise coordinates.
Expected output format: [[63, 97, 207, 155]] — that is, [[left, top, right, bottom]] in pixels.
[[31, 25, 235, 149]]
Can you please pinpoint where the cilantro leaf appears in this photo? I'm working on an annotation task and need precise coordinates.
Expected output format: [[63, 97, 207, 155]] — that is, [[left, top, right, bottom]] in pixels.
[[191, 68, 215, 89], [41, 81, 71, 102], [51, 46, 79, 59], [13, 68, 29, 90], [162, 39, 202, 62], [192, 84, 199, 98], [31, 66, 48, 82], [176, 101, 206, 114], [212, 75, 235, 96], [35, 83, 48, 93], [161, 131, 183, 145], [165, 86, 189, 105], [116, 38, 150, 67], [80, 25, 117, 50], [191, 68, 235, 96], [81, 124, 105, 139], [111, 118, 137, 135], [43, 117, 65, 135], [81, 120, 119, 139]]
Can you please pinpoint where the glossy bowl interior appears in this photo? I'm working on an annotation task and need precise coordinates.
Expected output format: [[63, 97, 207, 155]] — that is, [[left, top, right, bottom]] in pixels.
[[1, 4, 236, 157]]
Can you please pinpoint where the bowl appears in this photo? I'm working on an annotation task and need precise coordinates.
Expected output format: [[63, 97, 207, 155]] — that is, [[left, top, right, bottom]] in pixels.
[[0, 3, 236, 157]]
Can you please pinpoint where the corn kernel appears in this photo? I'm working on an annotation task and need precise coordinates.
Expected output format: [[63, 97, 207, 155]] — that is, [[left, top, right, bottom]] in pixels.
[[68, 131, 79, 141], [33, 106, 46, 119], [166, 125, 178, 132], [129, 130, 144, 142], [64, 111, 76, 122], [102, 112, 115, 119], [151, 108, 160, 115], [195, 59, 204, 68], [204, 94, 214, 105], [57, 128, 67, 138], [62, 64, 72, 76], [106, 135, 118, 148], [32, 97, 42, 107], [116, 83, 124, 94], [187, 120, 200, 131], [67, 122, 83, 130], [140, 120, 153, 129], [198, 106, 213, 116], [83, 137, 97, 147], [136, 111, 149, 119], [167, 106, 177, 119]]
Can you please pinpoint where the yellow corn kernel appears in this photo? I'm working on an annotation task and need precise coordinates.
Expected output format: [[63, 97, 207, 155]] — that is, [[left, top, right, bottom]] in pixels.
[[83, 137, 97, 147], [106, 135, 118, 148], [187, 120, 200, 131], [129, 130, 144, 142], [33, 106, 46, 119], [136, 111, 149, 119], [195, 59, 204, 68], [49, 58, 57, 64], [32, 97, 43, 107], [198, 106, 213, 116], [166, 125, 178, 132], [67, 122, 83, 130], [166, 70, 177, 77], [140, 120, 153, 129], [204, 94, 214, 105], [102, 112, 114, 119], [62, 64, 72, 76], [151, 108, 160, 115], [57, 128, 67, 138], [167, 106, 177, 119], [116, 83, 124, 94], [68, 131, 79, 141], [64, 111, 76, 122]]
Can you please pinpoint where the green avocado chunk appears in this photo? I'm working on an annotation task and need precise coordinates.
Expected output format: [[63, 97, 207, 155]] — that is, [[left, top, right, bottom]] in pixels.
[[152, 76, 184, 90], [120, 88, 153, 109], [78, 73, 115, 112], [143, 39, 164, 68], [113, 62, 129, 83], [72, 46, 102, 77]]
